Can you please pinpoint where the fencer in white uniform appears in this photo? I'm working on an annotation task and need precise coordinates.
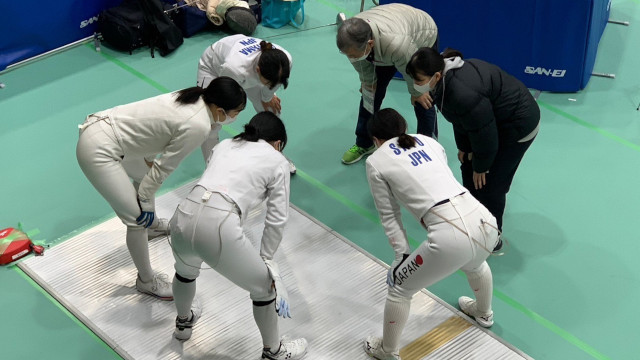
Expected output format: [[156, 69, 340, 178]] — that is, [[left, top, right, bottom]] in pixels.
[[169, 112, 307, 360], [363, 109, 500, 360], [76, 77, 246, 300], [196, 34, 293, 162]]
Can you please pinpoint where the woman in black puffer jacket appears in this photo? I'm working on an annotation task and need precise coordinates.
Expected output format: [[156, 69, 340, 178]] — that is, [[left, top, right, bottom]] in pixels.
[[406, 48, 540, 251]]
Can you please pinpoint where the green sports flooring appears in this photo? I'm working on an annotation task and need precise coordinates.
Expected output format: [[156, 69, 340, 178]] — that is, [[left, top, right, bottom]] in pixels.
[[1, 0, 639, 359]]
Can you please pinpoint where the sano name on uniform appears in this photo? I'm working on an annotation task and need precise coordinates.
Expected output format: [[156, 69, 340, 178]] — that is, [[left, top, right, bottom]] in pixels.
[[388, 137, 433, 167]]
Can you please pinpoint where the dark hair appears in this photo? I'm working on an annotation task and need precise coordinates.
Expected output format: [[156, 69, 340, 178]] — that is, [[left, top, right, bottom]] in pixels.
[[234, 111, 287, 150], [258, 41, 290, 90], [406, 47, 464, 79], [175, 77, 247, 112], [369, 108, 416, 150], [336, 18, 373, 52]]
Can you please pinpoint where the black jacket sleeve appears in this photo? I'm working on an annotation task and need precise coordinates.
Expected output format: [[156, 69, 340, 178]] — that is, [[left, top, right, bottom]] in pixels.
[[452, 85, 499, 173]]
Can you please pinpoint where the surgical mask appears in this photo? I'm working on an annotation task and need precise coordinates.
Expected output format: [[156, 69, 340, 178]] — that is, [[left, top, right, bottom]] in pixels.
[[219, 110, 237, 125], [348, 45, 371, 63], [414, 75, 437, 93]]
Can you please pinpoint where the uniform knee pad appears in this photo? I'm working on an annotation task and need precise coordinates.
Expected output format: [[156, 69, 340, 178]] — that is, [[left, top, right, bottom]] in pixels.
[[175, 273, 196, 283]]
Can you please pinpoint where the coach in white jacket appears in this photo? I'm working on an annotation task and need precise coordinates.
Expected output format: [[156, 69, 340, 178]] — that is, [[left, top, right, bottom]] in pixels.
[[363, 108, 499, 360], [197, 35, 293, 160], [76, 77, 246, 301], [336, 3, 439, 165]]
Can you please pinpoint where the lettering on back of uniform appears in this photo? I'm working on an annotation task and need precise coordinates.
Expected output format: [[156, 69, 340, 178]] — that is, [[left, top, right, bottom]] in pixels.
[[238, 38, 261, 56], [388, 137, 432, 167]]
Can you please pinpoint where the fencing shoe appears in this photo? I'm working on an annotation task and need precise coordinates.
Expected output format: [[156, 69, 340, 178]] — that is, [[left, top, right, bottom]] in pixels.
[[148, 218, 170, 241], [342, 144, 376, 164], [262, 337, 308, 360], [136, 273, 173, 301], [174, 307, 202, 341], [458, 296, 494, 327], [363, 336, 400, 360]]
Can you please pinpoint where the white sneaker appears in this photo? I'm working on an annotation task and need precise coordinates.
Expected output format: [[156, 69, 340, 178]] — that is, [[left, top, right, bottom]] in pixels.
[[148, 218, 170, 241], [136, 273, 173, 301], [262, 337, 308, 360], [458, 296, 494, 327], [363, 336, 400, 360], [174, 307, 202, 341]]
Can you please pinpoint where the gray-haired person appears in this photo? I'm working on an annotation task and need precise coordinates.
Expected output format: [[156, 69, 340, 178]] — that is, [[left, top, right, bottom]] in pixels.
[[336, 3, 439, 165]]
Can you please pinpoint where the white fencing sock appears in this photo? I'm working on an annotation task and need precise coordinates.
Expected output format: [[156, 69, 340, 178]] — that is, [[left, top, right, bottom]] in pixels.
[[253, 300, 280, 351], [126, 227, 153, 282], [173, 275, 196, 319], [465, 261, 493, 314], [382, 296, 411, 353]]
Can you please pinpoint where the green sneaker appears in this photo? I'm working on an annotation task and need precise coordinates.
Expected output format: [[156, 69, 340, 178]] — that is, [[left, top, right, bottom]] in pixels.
[[341, 144, 375, 164]]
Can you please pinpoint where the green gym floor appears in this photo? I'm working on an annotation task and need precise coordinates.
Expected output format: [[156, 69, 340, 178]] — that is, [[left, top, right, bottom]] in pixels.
[[1, 0, 639, 359]]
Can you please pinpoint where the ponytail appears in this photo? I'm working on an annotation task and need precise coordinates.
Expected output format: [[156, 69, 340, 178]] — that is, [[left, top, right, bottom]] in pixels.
[[258, 41, 290, 90], [175, 86, 205, 104], [237, 123, 260, 142], [175, 77, 246, 112], [259, 40, 273, 51], [397, 134, 416, 150], [369, 108, 416, 150], [234, 111, 288, 149]]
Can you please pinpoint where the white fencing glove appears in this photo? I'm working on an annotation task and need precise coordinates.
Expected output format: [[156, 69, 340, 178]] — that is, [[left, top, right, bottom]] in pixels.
[[136, 197, 155, 228], [263, 258, 291, 318], [387, 253, 410, 287]]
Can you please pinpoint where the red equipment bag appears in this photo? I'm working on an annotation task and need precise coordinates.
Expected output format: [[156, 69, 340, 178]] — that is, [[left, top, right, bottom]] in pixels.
[[0, 227, 44, 265]]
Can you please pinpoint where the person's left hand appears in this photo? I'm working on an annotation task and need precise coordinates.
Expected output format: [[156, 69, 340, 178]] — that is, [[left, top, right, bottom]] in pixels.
[[473, 171, 487, 190], [262, 95, 282, 114], [410, 92, 433, 109]]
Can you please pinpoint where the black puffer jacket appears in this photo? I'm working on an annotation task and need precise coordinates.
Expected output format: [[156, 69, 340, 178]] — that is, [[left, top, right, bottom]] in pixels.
[[432, 59, 540, 173]]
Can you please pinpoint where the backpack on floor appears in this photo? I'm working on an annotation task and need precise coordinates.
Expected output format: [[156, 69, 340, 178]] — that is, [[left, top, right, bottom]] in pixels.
[[99, 0, 184, 57], [99, 0, 149, 54], [139, 0, 184, 57]]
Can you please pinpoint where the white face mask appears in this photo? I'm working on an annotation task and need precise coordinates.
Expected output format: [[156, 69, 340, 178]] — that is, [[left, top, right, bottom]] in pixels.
[[218, 110, 237, 125], [348, 44, 371, 63], [413, 74, 438, 93]]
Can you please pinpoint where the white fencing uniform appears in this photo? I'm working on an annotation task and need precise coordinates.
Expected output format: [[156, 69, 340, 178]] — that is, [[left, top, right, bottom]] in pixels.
[[170, 138, 290, 350], [366, 134, 500, 354], [196, 35, 293, 157], [76, 92, 213, 281]]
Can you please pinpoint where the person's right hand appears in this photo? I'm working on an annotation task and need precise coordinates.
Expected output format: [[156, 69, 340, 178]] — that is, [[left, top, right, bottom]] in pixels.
[[458, 151, 473, 163], [137, 197, 155, 228], [411, 92, 434, 109], [261, 95, 282, 115]]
